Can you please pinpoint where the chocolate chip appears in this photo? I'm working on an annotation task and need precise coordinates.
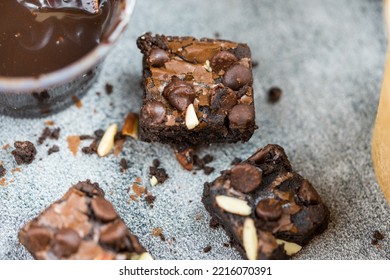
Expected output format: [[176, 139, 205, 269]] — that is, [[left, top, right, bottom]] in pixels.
[[163, 77, 196, 111], [91, 197, 118, 222], [148, 48, 170, 67], [53, 228, 81, 257], [210, 51, 238, 73], [24, 227, 52, 252], [228, 104, 255, 129], [211, 88, 237, 112], [11, 141, 37, 165], [298, 180, 321, 205], [268, 87, 283, 103], [255, 198, 283, 221], [230, 163, 262, 193], [100, 220, 128, 246], [141, 101, 166, 126], [223, 64, 253, 90]]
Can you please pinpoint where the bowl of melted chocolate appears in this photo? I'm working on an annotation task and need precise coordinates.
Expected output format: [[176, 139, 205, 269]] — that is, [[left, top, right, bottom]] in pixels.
[[0, 0, 136, 117]]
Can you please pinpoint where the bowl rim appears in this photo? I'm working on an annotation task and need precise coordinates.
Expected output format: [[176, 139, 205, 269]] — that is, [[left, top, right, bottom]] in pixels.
[[0, 0, 136, 93]]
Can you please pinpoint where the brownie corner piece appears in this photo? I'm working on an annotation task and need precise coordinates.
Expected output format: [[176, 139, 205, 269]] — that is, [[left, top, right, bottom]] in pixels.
[[202, 144, 330, 260], [137, 32, 257, 146], [18, 180, 152, 260]]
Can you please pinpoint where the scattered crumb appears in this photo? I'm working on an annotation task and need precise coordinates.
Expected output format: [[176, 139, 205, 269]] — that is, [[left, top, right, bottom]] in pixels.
[[0, 178, 7, 186], [195, 213, 203, 221], [371, 230, 385, 246], [11, 141, 37, 165], [129, 194, 137, 202], [11, 167, 21, 174], [71, 95, 83, 108], [120, 158, 128, 173], [2, 144, 10, 150], [44, 120, 55, 126], [209, 218, 220, 229], [135, 177, 142, 184], [149, 159, 169, 184], [145, 193, 156, 208], [67, 136, 80, 156], [174, 146, 194, 171], [267, 86, 283, 103], [223, 243, 230, 248], [203, 245, 212, 253], [214, 32, 221, 38], [203, 166, 215, 175], [252, 60, 259, 68], [132, 183, 145, 197], [113, 138, 125, 157], [48, 145, 60, 155], [105, 83, 113, 95], [231, 157, 242, 165], [96, 92, 101, 96], [0, 164, 6, 178], [38, 127, 60, 145], [152, 227, 165, 241]]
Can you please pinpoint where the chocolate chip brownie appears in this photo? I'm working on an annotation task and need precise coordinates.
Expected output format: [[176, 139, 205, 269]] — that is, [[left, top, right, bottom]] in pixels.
[[202, 144, 330, 259], [137, 33, 257, 146], [19, 180, 152, 260]]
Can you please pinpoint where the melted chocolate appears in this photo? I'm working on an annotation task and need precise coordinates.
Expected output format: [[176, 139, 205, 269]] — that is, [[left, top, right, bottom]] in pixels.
[[0, 0, 113, 77]]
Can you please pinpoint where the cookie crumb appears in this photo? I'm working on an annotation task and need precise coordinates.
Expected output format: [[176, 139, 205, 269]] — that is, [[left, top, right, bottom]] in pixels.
[[11, 141, 37, 165], [209, 218, 220, 229], [267, 87, 283, 103], [145, 193, 156, 208], [120, 158, 128, 173], [203, 245, 212, 253], [67, 136, 80, 156], [105, 83, 113, 95], [71, 95, 82, 108]]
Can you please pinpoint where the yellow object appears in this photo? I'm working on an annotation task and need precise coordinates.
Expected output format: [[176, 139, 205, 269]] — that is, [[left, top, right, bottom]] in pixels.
[[372, 0, 390, 204]]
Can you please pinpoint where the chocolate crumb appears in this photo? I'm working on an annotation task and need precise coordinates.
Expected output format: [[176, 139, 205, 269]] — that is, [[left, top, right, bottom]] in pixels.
[[152, 227, 165, 241], [120, 158, 128, 173], [11, 141, 37, 165], [371, 230, 385, 246], [105, 83, 113, 95], [149, 160, 169, 184], [38, 127, 61, 145], [231, 157, 242, 165], [203, 166, 215, 175], [145, 193, 156, 208], [96, 92, 101, 96], [203, 245, 212, 253], [71, 95, 82, 108], [48, 145, 60, 155], [94, 129, 105, 139], [214, 32, 221, 38], [0, 164, 6, 178], [223, 243, 230, 248], [252, 60, 259, 68], [267, 87, 283, 103], [209, 218, 220, 229], [79, 135, 94, 140]]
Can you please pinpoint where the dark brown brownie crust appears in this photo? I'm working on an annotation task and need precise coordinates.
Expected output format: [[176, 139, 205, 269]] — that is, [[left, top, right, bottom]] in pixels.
[[18, 180, 151, 260], [202, 144, 330, 260], [137, 33, 257, 146]]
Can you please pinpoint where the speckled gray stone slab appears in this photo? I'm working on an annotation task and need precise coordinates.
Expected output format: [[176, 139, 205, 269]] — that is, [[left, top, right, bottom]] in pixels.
[[0, 0, 389, 260]]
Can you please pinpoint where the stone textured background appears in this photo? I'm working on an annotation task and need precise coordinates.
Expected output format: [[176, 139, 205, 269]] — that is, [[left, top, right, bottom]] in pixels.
[[0, 0, 389, 259]]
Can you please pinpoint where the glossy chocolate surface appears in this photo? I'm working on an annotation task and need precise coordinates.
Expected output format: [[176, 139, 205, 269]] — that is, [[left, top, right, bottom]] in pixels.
[[0, 0, 113, 77]]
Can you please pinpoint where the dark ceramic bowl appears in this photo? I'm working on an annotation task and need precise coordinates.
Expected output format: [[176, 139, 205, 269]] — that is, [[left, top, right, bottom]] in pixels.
[[0, 0, 136, 118]]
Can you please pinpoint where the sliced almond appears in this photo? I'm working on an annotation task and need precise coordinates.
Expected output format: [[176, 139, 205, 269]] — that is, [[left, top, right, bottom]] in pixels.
[[203, 60, 212, 72], [150, 176, 158, 187], [276, 239, 302, 256], [185, 104, 199, 130], [243, 218, 258, 260], [215, 195, 251, 216], [97, 123, 118, 157], [122, 112, 139, 139]]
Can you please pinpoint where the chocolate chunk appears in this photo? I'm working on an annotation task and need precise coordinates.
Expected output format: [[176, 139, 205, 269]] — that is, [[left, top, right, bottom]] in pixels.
[[230, 163, 262, 193], [145, 193, 156, 208], [256, 199, 283, 221], [268, 87, 283, 103], [91, 197, 118, 222], [0, 164, 6, 178], [223, 64, 253, 90], [100, 220, 128, 247], [38, 127, 61, 145], [210, 88, 237, 112], [141, 101, 166, 126], [22, 227, 52, 252], [11, 141, 37, 165], [210, 51, 238, 73], [228, 104, 255, 130], [149, 164, 169, 184], [163, 77, 196, 111], [53, 228, 81, 257], [48, 145, 60, 155], [203, 166, 215, 175], [298, 180, 321, 205], [148, 48, 170, 67]]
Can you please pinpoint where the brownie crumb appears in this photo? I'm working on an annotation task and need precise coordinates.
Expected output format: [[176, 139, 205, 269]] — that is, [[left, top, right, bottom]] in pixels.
[[120, 158, 128, 173], [231, 157, 242, 165], [38, 127, 61, 145], [71, 95, 83, 108], [149, 159, 169, 184], [252, 60, 259, 68], [203, 245, 212, 253], [209, 218, 220, 229], [371, 230, 385, 246], [214, 32, 221, 38], [105, 83, 113, 95], [79, 135, 94, 140], [152, 227, 165, 241], [203, 166, 215, 175], [47, 145, 60, 155], [223, 242, 230, 248], [145, 193, 156, 208], [0, 164, 6, 178], [11, 141, 37, 165], [267, 87, 283, 103]]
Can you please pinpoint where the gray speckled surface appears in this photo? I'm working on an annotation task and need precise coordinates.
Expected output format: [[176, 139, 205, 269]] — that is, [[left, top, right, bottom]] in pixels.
[[0, 0, 389, 260]]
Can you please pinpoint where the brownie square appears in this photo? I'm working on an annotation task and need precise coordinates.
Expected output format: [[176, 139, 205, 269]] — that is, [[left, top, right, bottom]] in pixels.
[[18, 180, 152, 260], [137, 33, 257, 146], [202, 144, 330, 260]]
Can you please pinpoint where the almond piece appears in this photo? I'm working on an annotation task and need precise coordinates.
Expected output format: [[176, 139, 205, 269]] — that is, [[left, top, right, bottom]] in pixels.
[[243, 218, 258, 260], [276, 239, 302, 256], [150, 176, 158, 187], [185, 104, 199, 130], [122, 112, 139, 139], [215, 195, 251, 216], [97, 124, 118, 157]]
